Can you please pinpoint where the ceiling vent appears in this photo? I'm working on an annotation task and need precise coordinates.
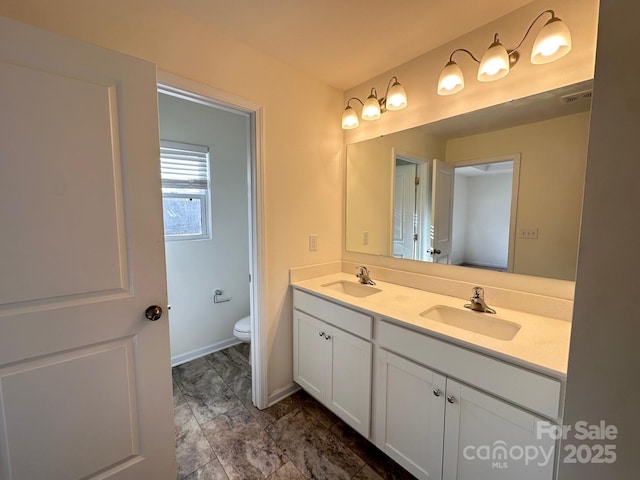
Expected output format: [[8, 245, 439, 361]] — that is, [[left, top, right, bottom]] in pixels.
[[560, 89, 592, 104]]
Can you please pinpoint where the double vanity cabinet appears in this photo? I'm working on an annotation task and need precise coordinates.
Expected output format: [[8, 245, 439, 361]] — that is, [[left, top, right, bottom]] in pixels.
[[292, 275, 570, 480]]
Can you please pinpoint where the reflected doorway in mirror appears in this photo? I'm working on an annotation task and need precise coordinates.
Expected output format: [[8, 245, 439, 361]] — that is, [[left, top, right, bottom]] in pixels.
[[451, 158, 518, 271]]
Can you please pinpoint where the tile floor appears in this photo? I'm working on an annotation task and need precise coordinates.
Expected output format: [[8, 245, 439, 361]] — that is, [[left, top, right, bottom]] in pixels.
[[173, 344, 415, 480]]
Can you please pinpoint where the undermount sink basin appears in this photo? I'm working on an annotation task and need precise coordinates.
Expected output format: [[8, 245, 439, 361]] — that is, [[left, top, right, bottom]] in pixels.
[[420, 305, 521, 341], [321, 280, 382, 298]]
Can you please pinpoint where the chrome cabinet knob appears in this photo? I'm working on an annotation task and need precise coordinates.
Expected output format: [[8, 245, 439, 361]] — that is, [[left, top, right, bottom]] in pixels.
[[145, 305, 163, 321], [319, 331, 324, 337], [447, 395, 455, 404], [324, 334, 331, 340], [433, 388, 441, 397]]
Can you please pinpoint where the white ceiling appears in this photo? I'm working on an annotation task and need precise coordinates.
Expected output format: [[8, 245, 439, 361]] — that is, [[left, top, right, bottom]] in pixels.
[[160, 0, 535, 91]]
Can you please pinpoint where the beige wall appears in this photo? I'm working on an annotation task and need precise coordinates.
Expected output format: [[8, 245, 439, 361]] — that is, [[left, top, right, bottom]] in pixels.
[[345, 131, 445, 256], [342, 0, 599, 297], [559, 1, 640, 477], [446, 112, 590, 280], [0, 0, 344, 398]]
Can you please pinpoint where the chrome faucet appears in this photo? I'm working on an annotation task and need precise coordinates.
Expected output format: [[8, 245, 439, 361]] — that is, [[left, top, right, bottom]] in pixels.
[[356, 266, 376, 285], [464, 286, 496, 314]]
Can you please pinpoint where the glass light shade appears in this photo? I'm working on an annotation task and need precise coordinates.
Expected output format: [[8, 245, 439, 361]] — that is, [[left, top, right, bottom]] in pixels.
[[477, 41, 510, 82], [437, 61, 464, 95], [531, 17, 572, 64], [385, 81, 408, 110], [341, 105, 359, 130], [361, 94, 381, 121]]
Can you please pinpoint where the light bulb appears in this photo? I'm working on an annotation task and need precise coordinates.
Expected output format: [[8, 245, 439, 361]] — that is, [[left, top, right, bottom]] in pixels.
[[537, 39, 560, 57], [531, 17, 572, 64], [438, 61, 464, 95], [341, 105, 359, 130], [362, 93, 381, 121], [385, 80, 408, 110], [478, 37, 510, 82]]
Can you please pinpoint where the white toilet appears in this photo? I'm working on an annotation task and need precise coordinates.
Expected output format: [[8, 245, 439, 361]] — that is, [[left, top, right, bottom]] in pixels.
[[233, 315, 252, 343]]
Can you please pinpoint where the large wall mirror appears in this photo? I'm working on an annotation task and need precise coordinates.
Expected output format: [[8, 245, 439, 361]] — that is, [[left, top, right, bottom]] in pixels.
[[345, 80, 592, 281]]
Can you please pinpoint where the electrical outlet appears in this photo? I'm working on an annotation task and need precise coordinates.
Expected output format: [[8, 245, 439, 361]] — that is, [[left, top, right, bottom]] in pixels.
[[309, 234, 318, 251], [363, 231, 369, 245], [518, 227, 539, 240]]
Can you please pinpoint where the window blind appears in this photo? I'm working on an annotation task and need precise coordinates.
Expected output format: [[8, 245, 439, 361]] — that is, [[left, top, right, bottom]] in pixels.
[[160, 140, 209, 189]]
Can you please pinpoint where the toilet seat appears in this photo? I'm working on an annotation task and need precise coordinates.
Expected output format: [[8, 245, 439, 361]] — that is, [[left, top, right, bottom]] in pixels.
[[233, 315, 251, 342], [234, 316, 251, 333]]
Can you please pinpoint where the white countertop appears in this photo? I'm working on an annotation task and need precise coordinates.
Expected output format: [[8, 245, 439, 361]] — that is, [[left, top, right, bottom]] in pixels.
[[292, 273, 571, 379]]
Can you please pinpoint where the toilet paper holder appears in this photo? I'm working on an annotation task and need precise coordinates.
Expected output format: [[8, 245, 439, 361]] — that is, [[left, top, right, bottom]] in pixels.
[[214, 289, 231, 304]]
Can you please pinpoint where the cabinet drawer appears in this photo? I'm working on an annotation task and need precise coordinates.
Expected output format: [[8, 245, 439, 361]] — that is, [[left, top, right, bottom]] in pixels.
[[378, 320, 562, 420], [293, 289, 372, 340]]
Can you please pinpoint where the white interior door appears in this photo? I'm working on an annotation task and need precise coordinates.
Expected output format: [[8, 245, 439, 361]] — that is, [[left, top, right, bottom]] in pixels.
[[0, 17, 175, 480], [431, 159, 454, 264], [393, 163, 418, 259]]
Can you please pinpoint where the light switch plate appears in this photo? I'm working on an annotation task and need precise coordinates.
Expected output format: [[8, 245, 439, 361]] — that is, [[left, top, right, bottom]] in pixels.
[[518, 227, 539, 239], [309, 234, 318, 251]]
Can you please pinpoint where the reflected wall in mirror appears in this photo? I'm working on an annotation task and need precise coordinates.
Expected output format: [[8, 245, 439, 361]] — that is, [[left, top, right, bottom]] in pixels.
[[345, 80, 592, 281]]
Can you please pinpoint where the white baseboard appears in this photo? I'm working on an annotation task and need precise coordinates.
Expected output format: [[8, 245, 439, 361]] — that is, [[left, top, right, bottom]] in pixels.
[[171, 338, 242, 367], [268, 382, 301, 407], [462, 261, 507, 270]]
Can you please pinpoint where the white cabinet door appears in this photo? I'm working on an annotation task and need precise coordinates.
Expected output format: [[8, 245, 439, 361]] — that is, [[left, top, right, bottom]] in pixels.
[[375, 350, 446, 480], [0, 17, 175, 480], [443, 380, 556, 480], [294, 309, 372, 437], [329, 326, 372, 437], [293, 311, 330, 402]]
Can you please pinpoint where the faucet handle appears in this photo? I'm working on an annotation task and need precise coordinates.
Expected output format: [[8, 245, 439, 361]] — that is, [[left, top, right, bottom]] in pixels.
[[355, 265, 376, 285], [466, 286, 496, 313], [472, 286, 484, 298]]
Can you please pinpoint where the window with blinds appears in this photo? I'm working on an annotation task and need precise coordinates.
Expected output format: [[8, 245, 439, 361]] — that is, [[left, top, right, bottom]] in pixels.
[[160, 140, 211, 241]]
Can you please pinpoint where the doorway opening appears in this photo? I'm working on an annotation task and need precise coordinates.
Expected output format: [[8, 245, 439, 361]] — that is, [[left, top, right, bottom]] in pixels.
[[157, 73, 266, 411], [451, 157, 518, 272]]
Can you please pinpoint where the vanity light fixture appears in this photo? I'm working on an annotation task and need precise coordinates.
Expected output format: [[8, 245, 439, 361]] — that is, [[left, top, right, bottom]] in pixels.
[[342, 76, 407, 130], [437, 9, 572, 96]]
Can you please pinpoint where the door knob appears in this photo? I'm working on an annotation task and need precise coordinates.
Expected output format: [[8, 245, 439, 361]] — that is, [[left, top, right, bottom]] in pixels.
[[145, 305, 163, 321], [429, 248, 442, 255]]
